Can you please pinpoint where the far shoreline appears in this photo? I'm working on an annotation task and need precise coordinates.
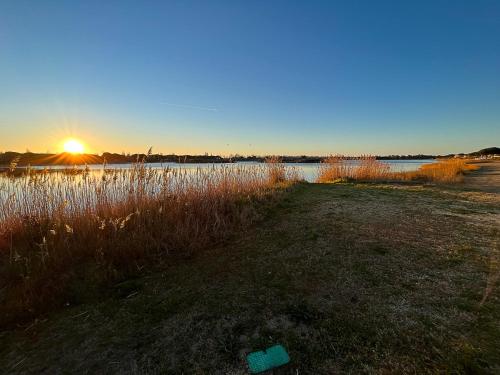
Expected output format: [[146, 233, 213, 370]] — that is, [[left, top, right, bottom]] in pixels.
[[0, 151, 438, 168], [1, 147, 497, 168]]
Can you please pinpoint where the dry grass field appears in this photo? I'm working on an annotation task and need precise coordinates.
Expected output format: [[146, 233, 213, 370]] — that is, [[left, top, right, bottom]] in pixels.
[[1, 163, 498, 374]]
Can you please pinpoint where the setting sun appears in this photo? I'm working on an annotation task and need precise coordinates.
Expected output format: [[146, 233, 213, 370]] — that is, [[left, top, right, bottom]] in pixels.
[[63, 139, 85, 154]]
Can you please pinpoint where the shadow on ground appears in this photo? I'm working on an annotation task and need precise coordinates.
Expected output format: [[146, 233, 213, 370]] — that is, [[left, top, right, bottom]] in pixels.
[[1, 182, 499, 374]]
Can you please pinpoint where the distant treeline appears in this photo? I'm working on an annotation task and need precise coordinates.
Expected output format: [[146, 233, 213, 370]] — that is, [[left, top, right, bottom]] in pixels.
[[0, 152, 317, 167], [461, 147, 500, 157], [0, 147, 497, 167], [0, 152, 425, 167], [377, 154, 435, 160]]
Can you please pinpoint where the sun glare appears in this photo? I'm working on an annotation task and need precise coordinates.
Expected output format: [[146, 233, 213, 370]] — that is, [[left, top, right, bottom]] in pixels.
[[63, 139, 85, 154]]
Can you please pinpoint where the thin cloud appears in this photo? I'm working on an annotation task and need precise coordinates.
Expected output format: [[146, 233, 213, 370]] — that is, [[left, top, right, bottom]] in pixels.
[[163, 102, 218, 112]]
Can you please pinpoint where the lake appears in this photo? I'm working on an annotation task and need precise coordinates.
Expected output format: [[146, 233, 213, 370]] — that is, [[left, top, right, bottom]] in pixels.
[[24, 159, 435, 182]]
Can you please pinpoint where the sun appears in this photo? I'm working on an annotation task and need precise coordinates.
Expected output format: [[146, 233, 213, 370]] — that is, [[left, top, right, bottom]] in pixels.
[[63, 138, 85, 154]]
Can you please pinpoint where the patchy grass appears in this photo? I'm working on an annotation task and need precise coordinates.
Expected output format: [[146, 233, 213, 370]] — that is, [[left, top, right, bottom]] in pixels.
[[1, 182, 499, 374]]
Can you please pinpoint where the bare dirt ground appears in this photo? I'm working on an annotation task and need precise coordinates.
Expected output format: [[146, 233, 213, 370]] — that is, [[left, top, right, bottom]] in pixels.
[[1, 169, 499, 374], [463, 161, 500, 194]]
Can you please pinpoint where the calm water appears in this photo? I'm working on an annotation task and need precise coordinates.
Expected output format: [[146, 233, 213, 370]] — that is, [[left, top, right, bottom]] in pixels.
[[26, 159, 435, 182]]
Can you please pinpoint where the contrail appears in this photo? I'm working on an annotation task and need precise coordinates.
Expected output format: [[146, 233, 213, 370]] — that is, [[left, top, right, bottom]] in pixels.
[[163, 102, 218, 112]]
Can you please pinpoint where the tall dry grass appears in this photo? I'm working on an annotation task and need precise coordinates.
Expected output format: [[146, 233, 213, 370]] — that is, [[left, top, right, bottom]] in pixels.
[[317, 155, 391, 182], [412, 158, 479, 182], [0, 161, 299, 325], [317, 156, 478, 183], [265, 156, 288, 184]]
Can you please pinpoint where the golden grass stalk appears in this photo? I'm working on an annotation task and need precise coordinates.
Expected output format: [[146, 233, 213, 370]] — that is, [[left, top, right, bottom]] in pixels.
[[317, 155, 391, 182], [317, 156, 478, 183], [0, 162, 298, 325], [265, 156, 291, 184], [413, 158, 479, 182]]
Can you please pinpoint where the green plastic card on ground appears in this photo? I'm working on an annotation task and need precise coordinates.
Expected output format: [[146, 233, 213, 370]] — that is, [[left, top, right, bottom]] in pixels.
[[246, 344, 290, 373]]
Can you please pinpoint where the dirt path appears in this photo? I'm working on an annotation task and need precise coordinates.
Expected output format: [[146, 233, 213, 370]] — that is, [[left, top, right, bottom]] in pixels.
[[463, 161, 500, 193]]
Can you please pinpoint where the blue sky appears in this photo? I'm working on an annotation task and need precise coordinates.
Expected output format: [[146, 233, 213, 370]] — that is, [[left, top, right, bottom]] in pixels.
[[1, 0, 499, 155]]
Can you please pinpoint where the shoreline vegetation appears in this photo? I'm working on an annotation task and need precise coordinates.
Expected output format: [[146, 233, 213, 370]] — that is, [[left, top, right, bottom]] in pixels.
[[0, 158, 300, 326], [317, 156, 479, 183], [0, 156, 483, 327], [1, 146, 498, 167]]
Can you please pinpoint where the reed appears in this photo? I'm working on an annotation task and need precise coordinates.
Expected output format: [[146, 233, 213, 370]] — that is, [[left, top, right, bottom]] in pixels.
[[317, 156, 478, 183], [0, 162, 299, 325], [411, 158, 479, 182], [317, 155, 391, 182], [265, 156, 288, 184]]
